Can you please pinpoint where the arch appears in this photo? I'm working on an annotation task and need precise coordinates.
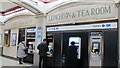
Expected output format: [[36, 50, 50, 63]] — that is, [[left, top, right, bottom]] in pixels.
[[46, 0, 115, 13], [3, 11, 35, 23]]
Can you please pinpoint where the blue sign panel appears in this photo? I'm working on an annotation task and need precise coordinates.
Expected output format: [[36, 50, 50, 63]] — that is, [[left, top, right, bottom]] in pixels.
[[37, 27, 42, 45]]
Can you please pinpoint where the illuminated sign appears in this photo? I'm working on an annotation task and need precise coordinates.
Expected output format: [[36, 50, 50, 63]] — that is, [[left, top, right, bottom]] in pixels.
[[47, 22, 117, 32], [27, 29, 36, 32], [92, 24, 111, 28]]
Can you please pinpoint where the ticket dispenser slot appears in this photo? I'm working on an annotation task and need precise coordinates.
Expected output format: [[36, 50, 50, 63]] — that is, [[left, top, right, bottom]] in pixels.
[[89, 32, 103, 67]]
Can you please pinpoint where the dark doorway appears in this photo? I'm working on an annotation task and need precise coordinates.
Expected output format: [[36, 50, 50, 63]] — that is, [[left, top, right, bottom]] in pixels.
[[18, 28, 25, 44], [52, 32, 89, 68], [62, 32, 89, 68]]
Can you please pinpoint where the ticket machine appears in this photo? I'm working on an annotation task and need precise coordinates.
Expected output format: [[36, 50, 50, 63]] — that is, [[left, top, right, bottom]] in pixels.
[[69, 37, 81, 59], [27, 41, 35, 53], [89, 32, 103, 66]]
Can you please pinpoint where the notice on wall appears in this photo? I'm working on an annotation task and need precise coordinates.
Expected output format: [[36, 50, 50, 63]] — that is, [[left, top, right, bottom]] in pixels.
[[69, 37, 81, 59], [37, 27, 42, 46], [11, 33, 17, 46]]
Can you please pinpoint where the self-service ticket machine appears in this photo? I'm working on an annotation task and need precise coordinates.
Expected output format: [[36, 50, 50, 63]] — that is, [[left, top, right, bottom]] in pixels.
[[69, 37, 81, 59], [89, 32, 103, 66]]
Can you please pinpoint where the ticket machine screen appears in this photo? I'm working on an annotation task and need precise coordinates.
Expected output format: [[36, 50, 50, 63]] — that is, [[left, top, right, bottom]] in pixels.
[[91, 42, 100, 54]]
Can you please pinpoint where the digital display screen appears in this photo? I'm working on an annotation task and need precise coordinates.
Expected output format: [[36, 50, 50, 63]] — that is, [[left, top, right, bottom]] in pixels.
[[69, 37, 80, 46], [91, 42, 100, 54]]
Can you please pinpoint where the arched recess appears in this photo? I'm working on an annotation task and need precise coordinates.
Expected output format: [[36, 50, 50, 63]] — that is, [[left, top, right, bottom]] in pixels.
[[3, 12, 36, 58], [4, 11, 35, 23]]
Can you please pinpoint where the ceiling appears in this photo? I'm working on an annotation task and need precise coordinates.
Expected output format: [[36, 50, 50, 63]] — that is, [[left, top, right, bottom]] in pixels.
[[0, 0, 120, 14], [0, 0, 119, 23], [0, 0, 17, 12]]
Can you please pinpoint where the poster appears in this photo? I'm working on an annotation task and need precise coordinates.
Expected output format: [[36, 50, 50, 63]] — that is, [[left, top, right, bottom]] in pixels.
[[11, 33, 17, 46]]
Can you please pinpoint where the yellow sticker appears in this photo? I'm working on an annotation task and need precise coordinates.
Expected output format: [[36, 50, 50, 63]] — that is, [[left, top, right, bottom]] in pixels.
[[92, 50, 95, 52]]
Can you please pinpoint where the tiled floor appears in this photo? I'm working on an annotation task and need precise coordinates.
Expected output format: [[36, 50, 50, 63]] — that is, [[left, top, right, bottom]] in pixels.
[[0, 56, 32, 67]]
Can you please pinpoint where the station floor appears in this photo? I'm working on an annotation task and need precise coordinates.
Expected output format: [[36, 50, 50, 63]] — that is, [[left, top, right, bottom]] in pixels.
[[0, 55, 120, 68], [0, 56, 34, 68]]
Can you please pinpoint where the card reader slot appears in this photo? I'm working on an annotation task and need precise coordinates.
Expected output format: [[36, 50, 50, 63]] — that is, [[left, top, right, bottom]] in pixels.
[[92, 38, 100, 39]]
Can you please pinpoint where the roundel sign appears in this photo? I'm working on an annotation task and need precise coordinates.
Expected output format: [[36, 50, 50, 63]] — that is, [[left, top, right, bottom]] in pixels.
[[39, 0, 57, 3]]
